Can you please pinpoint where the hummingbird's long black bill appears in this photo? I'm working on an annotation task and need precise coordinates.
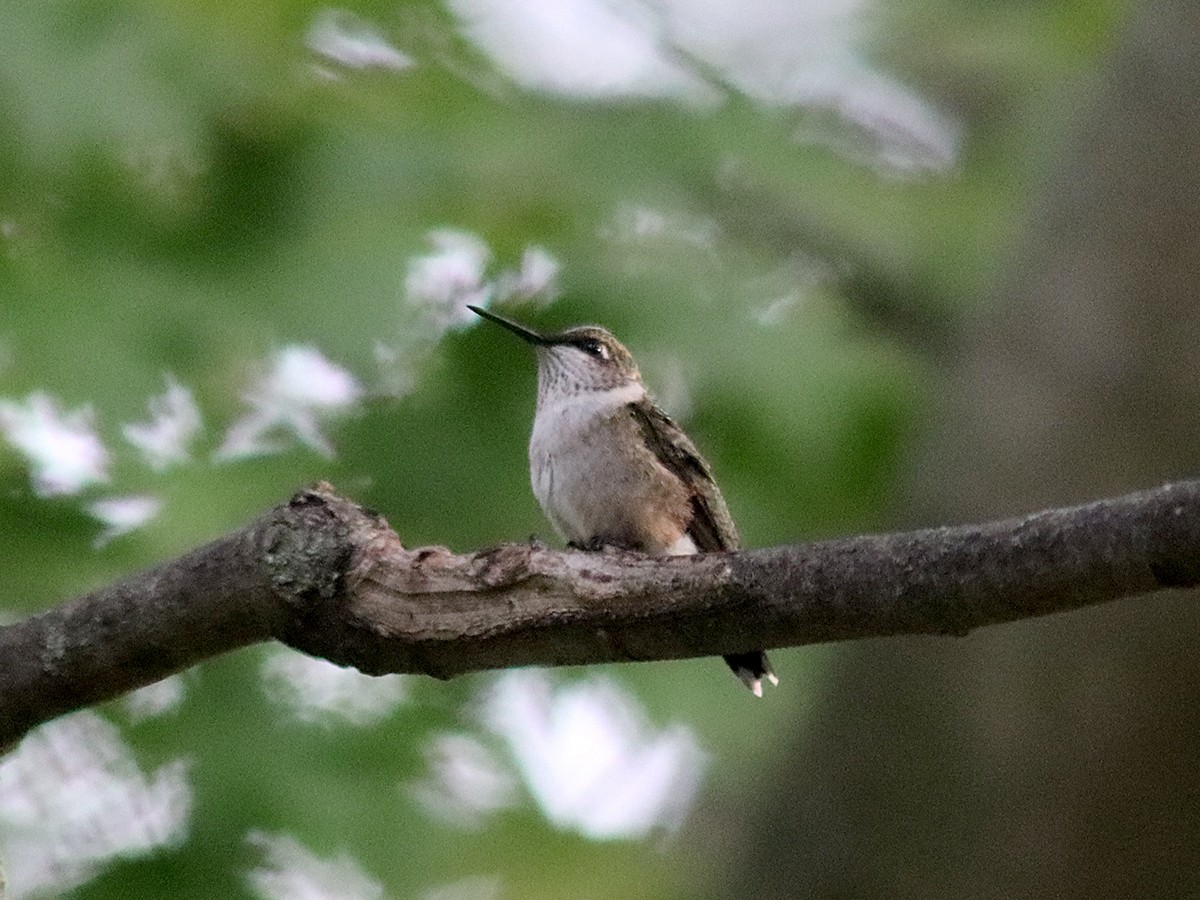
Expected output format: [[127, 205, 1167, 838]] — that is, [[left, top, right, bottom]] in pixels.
[[467, 305, 547, 345]]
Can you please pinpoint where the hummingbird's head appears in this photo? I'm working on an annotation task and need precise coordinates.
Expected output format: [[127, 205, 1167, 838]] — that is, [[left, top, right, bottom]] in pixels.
[[468, 306, 641, 399]]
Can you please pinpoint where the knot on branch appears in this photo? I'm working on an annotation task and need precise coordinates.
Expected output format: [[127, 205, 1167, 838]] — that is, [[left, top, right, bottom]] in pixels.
[[267, 484, 407, 660], [260, 485, 354, 612]]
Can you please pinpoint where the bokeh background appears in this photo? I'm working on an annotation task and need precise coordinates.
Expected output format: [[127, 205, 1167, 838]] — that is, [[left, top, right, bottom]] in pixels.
[[4, 0, 1200, 897]]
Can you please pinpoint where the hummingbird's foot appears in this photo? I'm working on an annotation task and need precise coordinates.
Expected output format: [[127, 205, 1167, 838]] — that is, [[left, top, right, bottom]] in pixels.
[[568, 537, 609, 552], [527, 535, 552, 551]]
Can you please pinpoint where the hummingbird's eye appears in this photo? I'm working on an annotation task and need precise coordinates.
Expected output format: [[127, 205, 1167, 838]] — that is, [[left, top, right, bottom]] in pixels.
[[581, 339, 610, 360]]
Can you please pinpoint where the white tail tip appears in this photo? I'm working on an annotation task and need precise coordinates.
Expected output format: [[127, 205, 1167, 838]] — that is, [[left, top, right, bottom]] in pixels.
[[735, 669, 766, 697]]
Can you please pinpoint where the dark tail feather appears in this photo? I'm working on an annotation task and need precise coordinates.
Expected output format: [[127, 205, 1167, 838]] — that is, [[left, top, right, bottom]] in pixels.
[[724, 651, 778, 697]]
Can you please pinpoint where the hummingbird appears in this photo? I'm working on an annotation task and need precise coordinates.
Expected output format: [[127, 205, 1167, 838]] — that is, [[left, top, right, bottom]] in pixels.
[[469, 305, 778, 696]]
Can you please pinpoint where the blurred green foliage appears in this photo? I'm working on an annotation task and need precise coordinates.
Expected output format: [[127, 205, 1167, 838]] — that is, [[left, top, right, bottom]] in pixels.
[[0, 0, 1126, 896]]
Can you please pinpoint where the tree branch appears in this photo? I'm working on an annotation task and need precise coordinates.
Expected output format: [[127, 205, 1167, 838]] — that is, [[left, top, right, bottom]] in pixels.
[[2, 480, 1198, 746]]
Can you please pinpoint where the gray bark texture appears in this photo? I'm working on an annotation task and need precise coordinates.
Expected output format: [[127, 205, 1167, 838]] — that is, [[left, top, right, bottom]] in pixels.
[[2, 480, 1198, 749]]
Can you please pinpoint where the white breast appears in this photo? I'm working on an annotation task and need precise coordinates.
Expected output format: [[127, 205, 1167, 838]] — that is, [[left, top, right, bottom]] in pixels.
[[528, 381, 645, 544]]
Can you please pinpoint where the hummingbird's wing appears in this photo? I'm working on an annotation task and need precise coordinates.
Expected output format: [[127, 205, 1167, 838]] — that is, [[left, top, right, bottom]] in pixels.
[[627, 398, 776, 695], [626, 399, 741, 552]]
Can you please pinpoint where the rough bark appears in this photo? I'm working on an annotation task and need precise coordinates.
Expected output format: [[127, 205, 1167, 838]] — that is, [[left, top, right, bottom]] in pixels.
[[1, 479, 1198, 748]]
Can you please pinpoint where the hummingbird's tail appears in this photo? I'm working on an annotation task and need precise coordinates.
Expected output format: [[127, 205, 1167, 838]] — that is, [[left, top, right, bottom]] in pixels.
[[724, 651, 778, 697]]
